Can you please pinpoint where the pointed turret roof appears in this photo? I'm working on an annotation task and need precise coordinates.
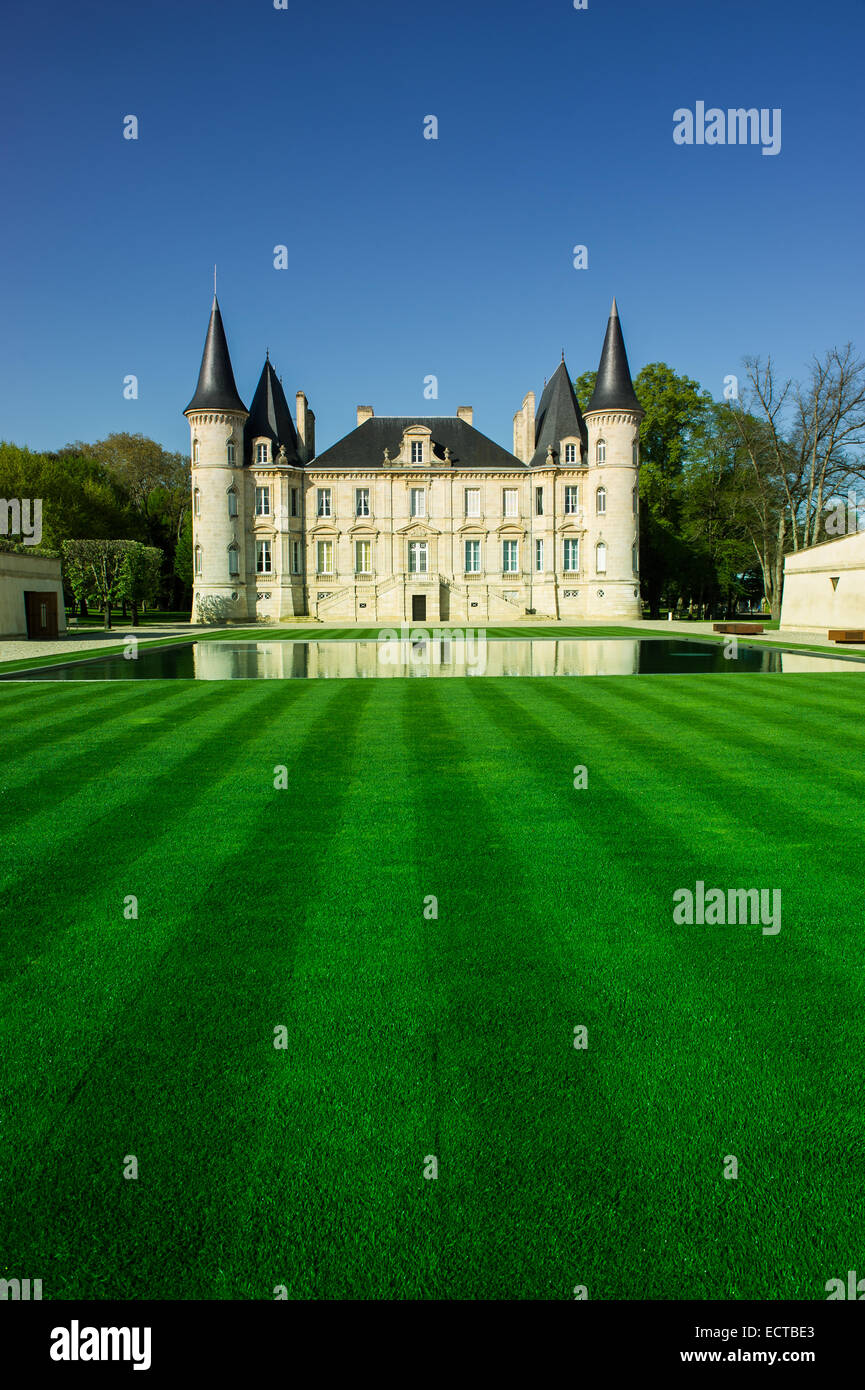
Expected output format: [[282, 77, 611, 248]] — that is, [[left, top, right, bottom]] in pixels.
[[244, 358, 299, 463], [530, 358, 587, 467], [184, 296, 247, 415], [586, 299, 642, 416]]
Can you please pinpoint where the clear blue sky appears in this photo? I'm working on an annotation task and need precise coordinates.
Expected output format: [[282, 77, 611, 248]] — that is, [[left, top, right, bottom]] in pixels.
[[1, 0, 862, 456]]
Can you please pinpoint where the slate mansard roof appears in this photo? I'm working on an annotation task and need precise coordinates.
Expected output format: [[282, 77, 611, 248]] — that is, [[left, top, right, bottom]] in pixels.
[[184, 297, 248, 416], [312, 416, 524, 471]]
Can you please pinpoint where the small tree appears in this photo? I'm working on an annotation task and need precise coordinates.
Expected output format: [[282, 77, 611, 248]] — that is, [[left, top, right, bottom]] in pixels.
[[118, 544, 163, 626]]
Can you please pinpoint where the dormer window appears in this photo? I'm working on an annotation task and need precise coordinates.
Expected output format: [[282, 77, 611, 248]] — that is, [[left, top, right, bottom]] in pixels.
[[227, 441, 236, 465], [564, 443, 577, 464], [256, 442, 269, 464], [596, 439, 606, 464], [411, 441, 424, 464]]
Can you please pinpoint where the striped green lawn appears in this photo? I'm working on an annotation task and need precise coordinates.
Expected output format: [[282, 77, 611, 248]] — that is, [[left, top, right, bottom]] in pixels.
[[1, 672, 863, 1300]]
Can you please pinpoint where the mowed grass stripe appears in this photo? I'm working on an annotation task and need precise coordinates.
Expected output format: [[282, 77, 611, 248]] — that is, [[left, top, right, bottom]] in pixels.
[[492, 675, 863, 1295], [0, 681, 302, 976], [0, 681, 321, 1135], [0, 680, 362, 1298], [218, 679, 445, 1300]]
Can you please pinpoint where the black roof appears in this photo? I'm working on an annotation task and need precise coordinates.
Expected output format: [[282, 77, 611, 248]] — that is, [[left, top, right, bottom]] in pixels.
[[530, 360, 587, 467], [312, 416, 524, 471], [586, 299, 642, 415], [245, 358, 299, 463], [184, 297, 248, 415]]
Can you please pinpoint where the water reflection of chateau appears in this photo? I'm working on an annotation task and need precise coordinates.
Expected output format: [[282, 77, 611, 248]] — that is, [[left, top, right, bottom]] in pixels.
[[191, 639, 644, 680]]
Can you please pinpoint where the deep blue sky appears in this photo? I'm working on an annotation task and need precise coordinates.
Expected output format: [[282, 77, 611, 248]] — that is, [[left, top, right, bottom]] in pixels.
[[1, 0, 862, 456]]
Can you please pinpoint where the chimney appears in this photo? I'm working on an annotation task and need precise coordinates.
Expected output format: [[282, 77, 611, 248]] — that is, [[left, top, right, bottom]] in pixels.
[[357, 406, 374, 426], [456, 406, 473, 425], [296, 391, 315, 463], [513, 391, 535, 463]]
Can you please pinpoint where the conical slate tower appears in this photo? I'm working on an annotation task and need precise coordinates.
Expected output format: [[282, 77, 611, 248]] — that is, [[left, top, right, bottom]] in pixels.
[[184, 296, 247, 415], [586, 299, 642, 416], [245, 356, 299, 463], [530, 359, 587, 466]]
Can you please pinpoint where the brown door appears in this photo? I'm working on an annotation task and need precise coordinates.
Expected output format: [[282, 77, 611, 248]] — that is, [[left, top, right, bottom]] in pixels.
[[24, 591, 58, 639], [412, 594, 426, 621]]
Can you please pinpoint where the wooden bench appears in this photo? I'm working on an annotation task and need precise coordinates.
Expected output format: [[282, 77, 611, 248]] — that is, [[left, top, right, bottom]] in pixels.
[[828, 630, 865, 643], [713, 623, 764, 635]]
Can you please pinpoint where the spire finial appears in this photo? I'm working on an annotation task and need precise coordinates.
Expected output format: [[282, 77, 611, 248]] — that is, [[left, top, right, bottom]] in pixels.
[[213, 264, 217, 297], [266, 347, 269, 361], [561, 349, 565, 363], [610, 296, 618, 317]]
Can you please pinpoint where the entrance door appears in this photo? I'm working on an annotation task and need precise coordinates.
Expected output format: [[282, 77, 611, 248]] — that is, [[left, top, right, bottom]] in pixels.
[[412, 594, 427, 621], [24, 591, 58, 639]]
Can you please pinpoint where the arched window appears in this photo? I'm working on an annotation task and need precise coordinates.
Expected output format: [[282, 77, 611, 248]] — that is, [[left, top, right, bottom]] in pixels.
[[193, 487, 201, 517], [228, 544, 239, 577], [632, 486, 638, 514], [227, 441, 236, 465], [632, 543, 638, 573], [596, 486, 606, 515], [632, 441, 638, 467], [596, 541, 607, 574], [227, 488, 238, 518], [194, 545, 202, 576], [596, 438, 606, 464], [564, 442, 577, 464], [256, 442, 268, 464], [193, 439, 200, 464]]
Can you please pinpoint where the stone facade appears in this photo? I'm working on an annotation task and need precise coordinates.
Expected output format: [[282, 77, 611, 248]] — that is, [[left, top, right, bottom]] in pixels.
[[186, 299, 643, 625]]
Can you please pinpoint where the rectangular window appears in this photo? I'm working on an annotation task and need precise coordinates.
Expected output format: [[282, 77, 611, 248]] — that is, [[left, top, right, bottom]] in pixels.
[[255, 486, 271, 517], [256, 539, 272, 574], [564, 443, 577, 464], [564, 485, 579, 515], [502, 539, 518, 573], [503, 488, 518, 517], [410, 487, 426, 517], [564, 537, 580, 571], [465, 488, 481, 517], [355, 487, 370, 517], [355, 539, 372, 573], [535, 486, 543, 516], [317, 488, 331, 517], [535, 538, 544, 572], [316, 540, 333, 574], [291, 540, 301, 574], [411, 441, 424, 463], [194, 547, 202, 575], [290, 488, 298, 517], [228, 548, 239, 577], [465, 539, 480, 573], [193, 489, 201, 517], [408, 540, 428, 573]]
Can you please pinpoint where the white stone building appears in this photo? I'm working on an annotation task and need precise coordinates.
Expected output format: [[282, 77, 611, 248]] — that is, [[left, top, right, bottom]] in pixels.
[[185, 299, 643, 624], [780, 528, 865, 630]]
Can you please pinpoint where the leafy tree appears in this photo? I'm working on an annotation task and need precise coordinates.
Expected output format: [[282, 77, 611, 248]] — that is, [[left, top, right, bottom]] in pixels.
[[118, 544, 163, 626]]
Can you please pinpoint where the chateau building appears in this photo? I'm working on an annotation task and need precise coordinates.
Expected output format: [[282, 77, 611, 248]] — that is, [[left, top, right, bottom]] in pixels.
[[185, 299, 643, 623]]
